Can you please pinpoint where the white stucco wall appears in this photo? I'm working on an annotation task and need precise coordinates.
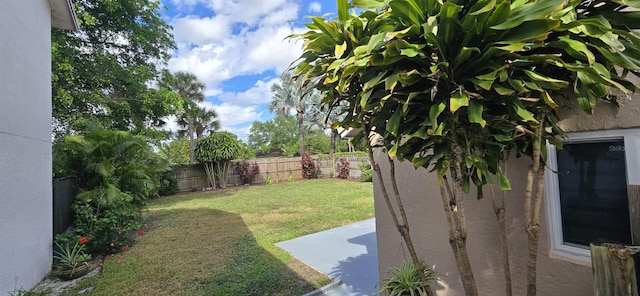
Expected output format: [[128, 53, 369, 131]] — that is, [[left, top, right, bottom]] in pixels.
[[0, 1, 54, 294]]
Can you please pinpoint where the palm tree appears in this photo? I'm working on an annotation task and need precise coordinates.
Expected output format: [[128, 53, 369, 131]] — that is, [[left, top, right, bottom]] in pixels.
[[269, 72, 321, 156], [177, 106, 220, 139], [160, 71, 205, 164]]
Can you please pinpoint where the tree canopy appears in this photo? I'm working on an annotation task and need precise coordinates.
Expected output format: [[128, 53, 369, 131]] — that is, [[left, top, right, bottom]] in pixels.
[[293, 0, 640, 294], [52, 0, 179, 138]]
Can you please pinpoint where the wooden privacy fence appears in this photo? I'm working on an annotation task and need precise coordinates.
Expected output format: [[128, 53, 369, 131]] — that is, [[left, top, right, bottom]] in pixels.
[[170, 153, 369, 192]]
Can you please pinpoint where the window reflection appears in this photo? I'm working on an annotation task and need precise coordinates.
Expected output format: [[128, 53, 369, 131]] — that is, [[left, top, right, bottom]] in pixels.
[[556, 139, 631, 247]]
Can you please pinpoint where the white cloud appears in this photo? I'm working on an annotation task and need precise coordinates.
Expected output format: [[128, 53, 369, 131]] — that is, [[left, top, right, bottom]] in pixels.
[[172, 15, 232, 45], [218, 78, 279, 106], [309, 2, 322, 13]]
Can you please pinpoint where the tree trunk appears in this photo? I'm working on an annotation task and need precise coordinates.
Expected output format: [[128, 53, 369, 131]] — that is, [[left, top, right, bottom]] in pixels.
[[591, 243, 640, 296], [297, 111, 305, 156], [524, 114, 546, 296], [364, 125, 435, 296], [490, 160, 512, 296], [448, 159, 479, 296], [330, 129, 337, 157], [187, 113, 195, 164]]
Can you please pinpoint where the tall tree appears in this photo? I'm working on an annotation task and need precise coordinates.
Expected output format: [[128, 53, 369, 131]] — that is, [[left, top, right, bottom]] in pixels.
[[248, 115, 298, 155], [293, 0, 640, 295], [160, 71, 206, 164], [269, 73, 322, 156], [52, 0, 180, 138], [177, 106, 220, 139]]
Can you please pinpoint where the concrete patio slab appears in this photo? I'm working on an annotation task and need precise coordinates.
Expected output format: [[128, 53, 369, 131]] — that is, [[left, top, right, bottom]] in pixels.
[[276, 218, 379, 296]]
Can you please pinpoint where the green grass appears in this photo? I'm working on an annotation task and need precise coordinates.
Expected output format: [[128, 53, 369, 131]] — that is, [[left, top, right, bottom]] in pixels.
[[63, 179, 374, 296]]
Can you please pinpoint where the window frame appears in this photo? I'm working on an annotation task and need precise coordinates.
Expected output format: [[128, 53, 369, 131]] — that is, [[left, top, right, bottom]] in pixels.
[[544, 128, 640, 264]]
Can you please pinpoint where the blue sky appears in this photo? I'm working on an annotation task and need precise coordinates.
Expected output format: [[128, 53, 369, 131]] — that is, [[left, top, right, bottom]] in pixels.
[[160, 0, 338, 141]]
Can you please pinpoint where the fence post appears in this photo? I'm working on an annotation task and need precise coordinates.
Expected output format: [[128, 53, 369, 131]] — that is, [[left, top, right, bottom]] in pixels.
[[591, 242, 640, 296], [275, 158, 280, 183]]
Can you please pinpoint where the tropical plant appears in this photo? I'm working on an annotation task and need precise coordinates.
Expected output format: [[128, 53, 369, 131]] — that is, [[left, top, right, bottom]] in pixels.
[[269, 73, 322, 156], [160, 71, 206, 164], [53, 236, 91, 278], [301, 153, 319, 179], [236, 160, 260, 185], [248, 115, 298, 154], [378, 259, 437, 296], [158, 137, 190, 166], [195, 132, 243, 189], [293, 0, 640, 295], [358, 159, 373, 182], [177, 106, 220, 139], [336, 157, 350, 179], [158, 171, 179, 196], [53, 128, 166, 252]]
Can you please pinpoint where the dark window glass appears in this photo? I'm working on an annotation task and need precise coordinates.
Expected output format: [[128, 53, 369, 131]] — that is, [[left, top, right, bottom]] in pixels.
[[556, 139, 631, 247]]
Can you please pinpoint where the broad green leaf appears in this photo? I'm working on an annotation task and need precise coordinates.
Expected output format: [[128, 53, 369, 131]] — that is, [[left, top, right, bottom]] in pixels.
[[468, 100, 487, 127], [508, 97, 537, 122], [501, 19, 560, 42], [497, 167, 511, 190], [389, 0, 425, 27], [542, 91, 559, 108], [523, 70, 569, 88], [470, 0, 497, 16], [352, 0, 385, 8], [429, 102, 446, 128], [470, 78, 493, 91], [491, 0, 565, 30], [450, 90, 469, 112], [494, 85, 515, 95], [335, 41, 347, 58], [337, 0, 349, 23], [386, 106, 403, 136]]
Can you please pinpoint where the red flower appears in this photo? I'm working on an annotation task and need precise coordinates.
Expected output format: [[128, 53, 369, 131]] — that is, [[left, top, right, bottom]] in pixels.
[[121, 246, 127, 252], [79, 237, 88, 245], [138, 229, 145, 236]]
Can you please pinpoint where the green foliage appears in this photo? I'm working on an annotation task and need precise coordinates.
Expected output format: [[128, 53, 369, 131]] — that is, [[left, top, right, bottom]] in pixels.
[[72, 199, 142, 253], [301, 153, 319, 179], [195, 132, 243, 188], [336, 157, 350, 179], [292, 0, 640, 196], [158, 171, 179, 196], [158, 138, 190, 166], [53, 128, 165, 253], [195, 132, 243, 164], [53, 236, 91, 271], [358, 159, 373, 182], [378, 259, 437, 296], [248, 115, 298, 154], [52, 0, 178, 138]]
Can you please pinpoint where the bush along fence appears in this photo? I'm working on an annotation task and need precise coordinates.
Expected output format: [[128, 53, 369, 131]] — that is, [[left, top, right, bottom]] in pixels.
[[169, 153, 369, 192]]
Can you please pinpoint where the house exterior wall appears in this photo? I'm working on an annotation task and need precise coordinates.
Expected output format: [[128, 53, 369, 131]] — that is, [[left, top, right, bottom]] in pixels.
[[0, 1, 54, 294], [374, 94, 640, 295]]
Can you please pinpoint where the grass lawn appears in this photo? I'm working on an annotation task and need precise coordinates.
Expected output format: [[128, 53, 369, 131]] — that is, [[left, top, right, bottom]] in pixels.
[[63, 179, 374, 296]]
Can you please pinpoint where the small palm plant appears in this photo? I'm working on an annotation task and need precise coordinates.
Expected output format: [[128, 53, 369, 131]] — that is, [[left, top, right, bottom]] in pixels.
[[53, 236, 92, 279], [378, 259, 437, 296]]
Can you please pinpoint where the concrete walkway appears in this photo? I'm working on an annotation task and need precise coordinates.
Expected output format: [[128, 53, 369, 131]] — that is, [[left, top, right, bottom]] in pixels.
[[276, 218, 379, 296]]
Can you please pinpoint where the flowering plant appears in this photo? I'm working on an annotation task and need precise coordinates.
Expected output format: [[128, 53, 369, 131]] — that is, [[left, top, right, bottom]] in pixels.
[[53, 236, 91, 276]]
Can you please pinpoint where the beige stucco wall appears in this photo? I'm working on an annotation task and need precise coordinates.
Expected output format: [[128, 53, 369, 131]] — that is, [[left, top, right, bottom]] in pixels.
[[374, 94, 640, 295]]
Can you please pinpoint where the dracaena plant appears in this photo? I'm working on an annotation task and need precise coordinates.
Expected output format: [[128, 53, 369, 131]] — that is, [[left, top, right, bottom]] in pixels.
[[292, 0, 640, 295]]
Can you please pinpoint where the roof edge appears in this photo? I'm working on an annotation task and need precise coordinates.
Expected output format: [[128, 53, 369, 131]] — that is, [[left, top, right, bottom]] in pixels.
[[49, 0, 78, 31]]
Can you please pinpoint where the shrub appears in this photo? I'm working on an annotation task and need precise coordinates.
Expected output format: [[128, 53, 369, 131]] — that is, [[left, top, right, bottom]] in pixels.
[[336, 157, 350, 179], [358, 159, 373, 182], [378, 259, 437, 296], [301, 153, 318, 179], [195, 132, 243, 189], [236, 160, 260, 184], [158, 171, 179, 196], [53, 128, 164, 253]]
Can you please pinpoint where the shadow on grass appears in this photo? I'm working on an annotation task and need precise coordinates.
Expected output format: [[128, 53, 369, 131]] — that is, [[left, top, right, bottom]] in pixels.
[[79, 207, 322, 296], [329, 231, 380, 296]]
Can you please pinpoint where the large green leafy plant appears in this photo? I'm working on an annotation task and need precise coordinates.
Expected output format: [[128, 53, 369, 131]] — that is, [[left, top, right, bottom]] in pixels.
[[293, 0, 640, 295], [54, 128, 167, 252], [195, 132, 243, 189]]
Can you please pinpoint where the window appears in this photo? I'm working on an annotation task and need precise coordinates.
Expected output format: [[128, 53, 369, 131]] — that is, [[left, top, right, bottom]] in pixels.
[[545, 129, 640, 264]]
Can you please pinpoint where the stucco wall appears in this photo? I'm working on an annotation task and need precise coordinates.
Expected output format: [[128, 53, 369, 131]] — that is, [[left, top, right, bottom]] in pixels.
[[0, 1, 54, 294], [374, 95, 640, 295]]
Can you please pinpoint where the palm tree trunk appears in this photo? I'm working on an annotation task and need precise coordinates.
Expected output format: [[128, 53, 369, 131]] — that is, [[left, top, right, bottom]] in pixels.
[[490, 160, 512, 296], [330, 129, 337, 157], [187, 114, 195, 164], [297, 111, 305, 156]]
